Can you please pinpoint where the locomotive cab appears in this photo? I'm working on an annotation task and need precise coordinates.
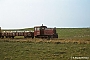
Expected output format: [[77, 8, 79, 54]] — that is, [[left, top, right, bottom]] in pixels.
[[34, 24, 47, 37]]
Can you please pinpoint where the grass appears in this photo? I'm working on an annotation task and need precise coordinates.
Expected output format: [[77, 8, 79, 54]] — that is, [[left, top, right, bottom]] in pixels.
[[57, 28, 90, 39], [0, 28, 90, 60], [0, 40, 90, 60]]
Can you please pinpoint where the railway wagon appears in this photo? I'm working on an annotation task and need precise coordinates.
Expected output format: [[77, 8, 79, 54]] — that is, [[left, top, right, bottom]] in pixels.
[[1, 31, 34, 38]]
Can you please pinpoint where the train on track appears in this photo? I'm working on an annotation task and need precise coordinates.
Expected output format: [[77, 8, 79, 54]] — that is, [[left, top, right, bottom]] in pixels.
[[0, 24, 58, 39]]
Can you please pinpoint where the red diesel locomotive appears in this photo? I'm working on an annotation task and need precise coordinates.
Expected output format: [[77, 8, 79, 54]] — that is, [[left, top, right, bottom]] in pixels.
[[0, 24, 58, 39]]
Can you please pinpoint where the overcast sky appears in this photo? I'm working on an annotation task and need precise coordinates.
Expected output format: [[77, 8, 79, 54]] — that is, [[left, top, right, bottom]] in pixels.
[[0, 0, 90, 29]]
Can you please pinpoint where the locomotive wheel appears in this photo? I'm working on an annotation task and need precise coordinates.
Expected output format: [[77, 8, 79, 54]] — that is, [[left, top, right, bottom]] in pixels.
[[47, 36, 51, 40], [32, 37, 34, 39]]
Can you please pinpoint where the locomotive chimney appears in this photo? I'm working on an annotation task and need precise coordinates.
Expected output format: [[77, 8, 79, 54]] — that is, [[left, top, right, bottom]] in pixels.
[[0, 27, 1, 37], [42, 24, 43, 26], [0, 27, 1, 32]]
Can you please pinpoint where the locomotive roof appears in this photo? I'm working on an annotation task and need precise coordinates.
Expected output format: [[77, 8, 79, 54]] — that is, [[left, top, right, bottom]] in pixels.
[[34, 26, 47, 28], [34, 24, 47, 28]]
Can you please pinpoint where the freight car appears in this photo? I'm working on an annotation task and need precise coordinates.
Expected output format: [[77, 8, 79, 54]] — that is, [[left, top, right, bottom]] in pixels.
[[0, 27, 34, 38], [0, 24, 58, 39], [1, 31, 34, 38]]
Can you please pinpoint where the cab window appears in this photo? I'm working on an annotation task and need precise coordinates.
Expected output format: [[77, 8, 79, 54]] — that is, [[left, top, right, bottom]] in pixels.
[[37, 28, 40, 31], [35, 28, 37, 31], [35, 27, 40, 31], [41, 27, 45, 29]]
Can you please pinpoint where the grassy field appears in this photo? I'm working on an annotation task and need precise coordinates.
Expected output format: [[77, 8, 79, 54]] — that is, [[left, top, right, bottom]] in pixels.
[[0, 39, 90, 60], [57, 28, 90, 39], [0, 28, 90, 60]]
